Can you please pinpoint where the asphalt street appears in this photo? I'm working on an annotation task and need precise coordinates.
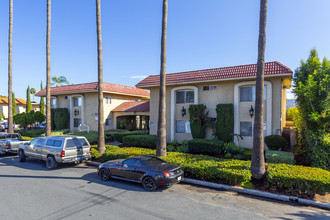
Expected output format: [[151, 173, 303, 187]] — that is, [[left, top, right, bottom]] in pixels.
[[0, 154, 329, 220]]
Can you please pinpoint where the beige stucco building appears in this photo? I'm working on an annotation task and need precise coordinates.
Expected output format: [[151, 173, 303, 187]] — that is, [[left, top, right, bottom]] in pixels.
[[0, 97, 40, 120], [136, 61, 292, 149], [35, 82, 150, 132]]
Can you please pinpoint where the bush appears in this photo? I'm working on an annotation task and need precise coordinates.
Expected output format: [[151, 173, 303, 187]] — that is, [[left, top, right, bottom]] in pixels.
[[113, 130, 148, 142], [244, 150, 252, 160], [17, 129, 45, 137], [266, 164, 330, 196], [53, 108, 69, 130], [167, 145, 176, 152], [189, 104, 211, 139], [264, 135, 287, 150], [122, 135, 157, 149], [216, 104, 234, 142], [224, 142, 245, 155], [187, 139, 224, 155], [266, 150, 295, 165], [308, 132, 330, 170], [21, 136, 34, 141]]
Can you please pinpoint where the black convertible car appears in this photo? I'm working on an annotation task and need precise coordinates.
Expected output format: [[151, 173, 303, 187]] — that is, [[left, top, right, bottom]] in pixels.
[[97, 155, 184, 191]]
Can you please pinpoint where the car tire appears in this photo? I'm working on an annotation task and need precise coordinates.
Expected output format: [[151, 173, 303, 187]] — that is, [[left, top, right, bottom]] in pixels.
[[18, 150, 26, 162], [142, 176, 157, 191], [99, 168, 110, 181], [46, 156, 57, 169]]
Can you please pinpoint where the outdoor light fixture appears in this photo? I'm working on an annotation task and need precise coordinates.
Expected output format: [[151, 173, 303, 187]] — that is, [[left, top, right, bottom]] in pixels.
[[249, 105, 254, 118], [181, 106, 186, 117], [74, 109, 80, 116]]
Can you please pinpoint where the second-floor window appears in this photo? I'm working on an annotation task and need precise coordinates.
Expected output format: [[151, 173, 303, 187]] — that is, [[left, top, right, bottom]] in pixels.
[[50, 98, 56, 108], [73, 97, 82, 107], [104, 97, 111, 104], [176, 90, 194, 104]]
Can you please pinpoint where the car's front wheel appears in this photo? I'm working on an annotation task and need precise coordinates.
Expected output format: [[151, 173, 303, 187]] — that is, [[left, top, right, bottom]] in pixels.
[[99, 168, 110, 181], [46, 156, 57, 169], [142, 176, 157, 191], [18, 150, 26, 162]]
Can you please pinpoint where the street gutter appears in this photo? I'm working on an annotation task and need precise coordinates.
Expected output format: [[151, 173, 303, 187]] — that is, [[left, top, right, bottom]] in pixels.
[[86, 161, 330, 211]]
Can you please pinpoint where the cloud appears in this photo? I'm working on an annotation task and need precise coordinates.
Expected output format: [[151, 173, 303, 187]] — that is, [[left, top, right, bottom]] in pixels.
[[130, 75, 148, 79]]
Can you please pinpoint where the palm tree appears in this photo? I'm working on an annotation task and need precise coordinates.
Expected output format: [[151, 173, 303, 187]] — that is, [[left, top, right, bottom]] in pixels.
[[251, 0, 268, 180], [96, 0, 105, 155], [51, 76, 69, 86], [46, 0, 51, 136], [7, 0, 13, 133], [30, 88, 36, 101], [156, 0, 168, 157]]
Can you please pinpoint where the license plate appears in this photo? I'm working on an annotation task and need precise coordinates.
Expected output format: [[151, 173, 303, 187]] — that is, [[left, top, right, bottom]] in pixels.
[[177, 176, 182, 181]]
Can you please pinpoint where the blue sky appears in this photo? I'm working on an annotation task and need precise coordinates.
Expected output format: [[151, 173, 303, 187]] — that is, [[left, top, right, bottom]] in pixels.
[[1, 0, 330, 101]]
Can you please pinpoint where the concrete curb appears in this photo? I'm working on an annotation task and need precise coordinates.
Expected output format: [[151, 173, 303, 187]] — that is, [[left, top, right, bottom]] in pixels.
[[86, 161, 329, 210]]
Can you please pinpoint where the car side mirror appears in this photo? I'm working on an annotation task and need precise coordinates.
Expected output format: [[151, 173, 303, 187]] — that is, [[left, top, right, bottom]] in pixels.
[[120, 162, 127, 168], [25, 142, 30, 145]]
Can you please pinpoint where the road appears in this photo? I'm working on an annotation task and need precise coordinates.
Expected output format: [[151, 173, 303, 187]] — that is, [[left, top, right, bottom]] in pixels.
[[0, 154, 329, 220]]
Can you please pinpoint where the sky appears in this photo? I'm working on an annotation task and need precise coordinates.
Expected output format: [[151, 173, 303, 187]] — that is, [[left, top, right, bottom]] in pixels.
[[1, 0, 330, 102]]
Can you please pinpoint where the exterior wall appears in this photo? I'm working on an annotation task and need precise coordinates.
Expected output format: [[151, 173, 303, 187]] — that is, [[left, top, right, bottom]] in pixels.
[[147, 76, 291, 146], [0, 104, 31, 119]]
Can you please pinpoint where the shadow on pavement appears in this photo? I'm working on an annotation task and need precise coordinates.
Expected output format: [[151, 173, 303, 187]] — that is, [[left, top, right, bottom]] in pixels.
[[279, 211, 330, 220], [81, 172, 170, 193]]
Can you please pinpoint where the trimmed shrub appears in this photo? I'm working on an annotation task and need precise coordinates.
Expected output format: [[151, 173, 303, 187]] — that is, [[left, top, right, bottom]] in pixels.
[[266, 150, 295, 165], [122, 135, 157, 149], [189, 104, 211, 139], [187, 139, 224, 155], [17, 129, 45, 137], [308, 132, 330, 170], [224, 142, 245, 155], [264, 135, 287, 150], [113, 130, 148, 142], [21, 136, 34, 141], [53, 108, 69, 130], [216, 104, 234, 142], [266, 164, 330, 196], [244, 150, 253, 160]]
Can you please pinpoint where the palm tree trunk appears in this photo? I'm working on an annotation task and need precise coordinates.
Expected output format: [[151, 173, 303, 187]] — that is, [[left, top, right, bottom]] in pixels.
[[251, 0, 268, 179], [7, 0, 13, 133], [96, 0, 105, 155], [156, 0, 168, 157], [46, 0, 51, 136]]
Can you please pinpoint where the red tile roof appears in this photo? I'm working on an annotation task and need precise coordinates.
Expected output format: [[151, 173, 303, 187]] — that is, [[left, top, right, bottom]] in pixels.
[[35, 82, 150, 98], [136, 61, 292, 87], [0, 97, 27, 105], [112, 101, 150, 112]]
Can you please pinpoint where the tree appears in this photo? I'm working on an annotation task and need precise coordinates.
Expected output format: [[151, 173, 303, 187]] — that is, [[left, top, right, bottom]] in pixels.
[[51, 76, 69, 86], [46, 0, 52, 136], [34, 111, 46, 124], [40, 81, 45, 115], [0, 113, 3, 121], [7, 0, 14, 133], [12, 93, 17, 116], [251, 0, 268, 180], [26, 86, 32, 113], [156, 0, 168, 157], [96, 0, 105, 155], [30, 88, 36, 101]]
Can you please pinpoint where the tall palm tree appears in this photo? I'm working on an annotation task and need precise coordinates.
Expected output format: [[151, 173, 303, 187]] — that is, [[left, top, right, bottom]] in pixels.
[[156, 0, 168, 157], [46, 0, 51, 136], [7, 0, 13, 133], [51, 76, 69, 86], [96, 0, 105, 155], [251, 0, 268, 180]]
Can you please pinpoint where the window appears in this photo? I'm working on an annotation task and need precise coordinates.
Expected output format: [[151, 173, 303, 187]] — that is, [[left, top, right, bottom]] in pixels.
[[66, 138, 82, 148], [240, 86, 267, 102], [203, 85, 218, 91], [53, 140, 62, 147], [105, 118, 112, 126], [240, 122, 253, 136], [73, 97, 82, 107], [104, 97, 111, 104], [74, 118, 82, 127], [37, 139, 44, 146], [31, 138, 40, 145], [176, 90, 194, 104], [45, 139, 62, 147], [50, 98, 56, 108], [176, 120, 191, 133], [123, 158, 140, 166]]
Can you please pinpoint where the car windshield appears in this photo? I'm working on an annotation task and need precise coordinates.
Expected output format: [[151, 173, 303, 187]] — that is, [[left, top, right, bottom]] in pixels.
[[141, 157, 165, 166]]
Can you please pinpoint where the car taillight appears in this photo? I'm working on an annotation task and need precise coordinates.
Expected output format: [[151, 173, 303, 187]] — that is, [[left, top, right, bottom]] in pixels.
[[6, 143, 9, 148], [61, 151, 65, 157], [162, 171, 171, 177]]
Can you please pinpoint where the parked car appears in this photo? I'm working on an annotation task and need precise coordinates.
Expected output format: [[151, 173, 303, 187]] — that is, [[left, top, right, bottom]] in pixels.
[[0, 122, 15, 131], [18, 135, 91, 169], [97, 155, 184, 191], [36, 122, 46, 128], [0, 133, 30, 154]]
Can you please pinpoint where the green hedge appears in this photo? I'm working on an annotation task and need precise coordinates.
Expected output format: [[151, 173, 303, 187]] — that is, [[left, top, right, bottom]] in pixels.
[[91, 145, 330, 196], [308, 132, 330, 170], [266, 150, 295, 165], [122, 135, 157, 149], [113, 130, 148, 142], [187, 139, 224, 155], [17, 129, 45, 137], [216, 104, 234, 142], [53, 108, 69, 130], [188, 104, 209, 139], [267, 164, 330, 196], [264, 135, 287, 151]]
